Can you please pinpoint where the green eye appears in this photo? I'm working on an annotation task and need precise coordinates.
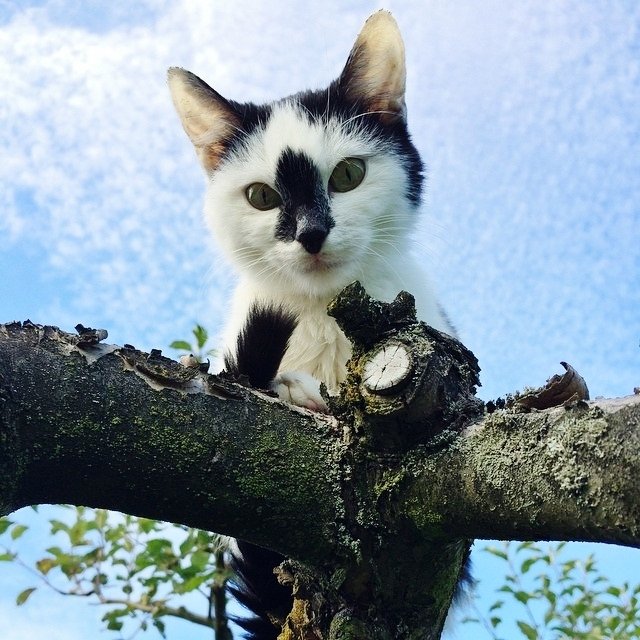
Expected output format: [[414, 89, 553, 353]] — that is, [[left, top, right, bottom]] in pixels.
[[245, 183, 282, 210], [329, 157, 366, 193]]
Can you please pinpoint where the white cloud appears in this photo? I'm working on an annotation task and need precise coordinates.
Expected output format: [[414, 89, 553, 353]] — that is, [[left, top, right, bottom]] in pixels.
[[1, 0, 637, 388]]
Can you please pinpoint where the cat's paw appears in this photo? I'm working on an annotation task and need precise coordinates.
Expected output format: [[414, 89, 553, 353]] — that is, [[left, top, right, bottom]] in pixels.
[[271, 371, 328, 412]]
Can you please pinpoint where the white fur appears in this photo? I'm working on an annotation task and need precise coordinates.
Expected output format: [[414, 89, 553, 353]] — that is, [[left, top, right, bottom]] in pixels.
[[205, 103, 449, 397]]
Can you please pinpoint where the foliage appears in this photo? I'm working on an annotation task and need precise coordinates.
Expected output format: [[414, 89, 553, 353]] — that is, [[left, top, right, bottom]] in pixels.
[[466, 541, 640, 640], [0, 507, 232, 639], [170, 324, 217, 363]]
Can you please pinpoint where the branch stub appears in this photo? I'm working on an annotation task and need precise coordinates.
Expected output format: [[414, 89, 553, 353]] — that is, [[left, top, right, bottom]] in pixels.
[[362, 341, 413, 395]]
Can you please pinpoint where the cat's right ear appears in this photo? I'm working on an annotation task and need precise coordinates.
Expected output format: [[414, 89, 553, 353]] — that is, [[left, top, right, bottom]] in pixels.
[[167, 68, 240, 171], [338, 11, 407, 124]]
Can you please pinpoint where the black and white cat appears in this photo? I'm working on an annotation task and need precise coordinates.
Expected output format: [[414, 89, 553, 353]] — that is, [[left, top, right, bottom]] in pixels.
[[168, 10, 452, 412], [169, 10, 461, 638]]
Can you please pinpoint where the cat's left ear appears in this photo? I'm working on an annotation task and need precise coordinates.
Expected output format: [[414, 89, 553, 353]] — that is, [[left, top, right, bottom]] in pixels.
[[338, 11, 407, 124]]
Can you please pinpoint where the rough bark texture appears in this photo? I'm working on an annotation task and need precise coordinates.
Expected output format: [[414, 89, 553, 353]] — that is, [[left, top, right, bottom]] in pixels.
[[1, 283, 639, 639]]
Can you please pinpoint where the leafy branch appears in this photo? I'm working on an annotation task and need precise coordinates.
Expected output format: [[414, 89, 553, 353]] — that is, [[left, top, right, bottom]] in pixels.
[[0, 508, 233, 639], [468, 541, 640, 640]]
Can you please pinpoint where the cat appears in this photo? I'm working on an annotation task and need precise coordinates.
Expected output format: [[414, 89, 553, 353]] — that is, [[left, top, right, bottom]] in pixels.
[[168, 10, 459, 638], [168, 10, 453, 412]]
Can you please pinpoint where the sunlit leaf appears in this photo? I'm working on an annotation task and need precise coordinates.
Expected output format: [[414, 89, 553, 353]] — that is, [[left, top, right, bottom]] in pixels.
[[193, 324, 208, 349], [516, 620, 538, 640], [10, 524, 28, 540], [36, 558, 57, 575], [16, 587, 37, 606], [170, 340, 192, 351]]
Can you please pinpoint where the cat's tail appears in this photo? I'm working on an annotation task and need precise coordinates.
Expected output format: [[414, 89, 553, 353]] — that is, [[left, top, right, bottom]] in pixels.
[[223, 304, 297, 640]]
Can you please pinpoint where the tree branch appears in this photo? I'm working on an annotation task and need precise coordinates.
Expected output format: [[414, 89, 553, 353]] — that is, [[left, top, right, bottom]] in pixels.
[[1, 283, 639, 639], [400, 394, 640, 545], [0, 321, 345, 564]]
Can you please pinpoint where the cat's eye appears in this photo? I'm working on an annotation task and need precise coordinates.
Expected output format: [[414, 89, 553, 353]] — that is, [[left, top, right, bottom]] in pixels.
[[245, 183, 282, 210], [329, 158, 366, 193]]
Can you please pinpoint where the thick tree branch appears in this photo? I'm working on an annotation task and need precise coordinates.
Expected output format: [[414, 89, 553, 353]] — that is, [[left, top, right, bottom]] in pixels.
[[399, 394, 640, 545], [0, 321, 344, 564], [1, 283, 638, 639]]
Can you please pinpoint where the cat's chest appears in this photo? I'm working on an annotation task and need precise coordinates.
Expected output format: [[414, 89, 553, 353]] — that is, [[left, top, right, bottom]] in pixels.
[[279, 309, 352, 394]]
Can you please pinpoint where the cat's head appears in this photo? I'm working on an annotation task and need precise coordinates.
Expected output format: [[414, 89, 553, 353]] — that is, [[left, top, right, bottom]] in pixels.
[[168, 11, 423, 299]]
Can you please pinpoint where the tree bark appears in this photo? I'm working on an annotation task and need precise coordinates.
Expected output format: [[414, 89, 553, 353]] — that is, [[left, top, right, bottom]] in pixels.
[[1, 284, 639, 639]]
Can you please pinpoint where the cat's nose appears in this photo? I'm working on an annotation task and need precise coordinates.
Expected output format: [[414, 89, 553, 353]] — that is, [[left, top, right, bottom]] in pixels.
[[295, 208, 332, 254], [296, 225, 328, 254]]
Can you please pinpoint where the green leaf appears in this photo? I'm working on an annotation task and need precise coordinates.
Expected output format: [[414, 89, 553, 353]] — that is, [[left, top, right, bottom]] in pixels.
[[50, 519, 70, 535], [10, 524, 28, 540], [516, 620, 538, 640], [190, 550, 210, 571], [490, 616, 502, 628], [68, 520, 89, 545], [552, 626, 573, 635], [193, 325, 208, 349], [0, 552, 16, 561], [153, 618, 167, 638], [138, 518, 157, 534], [36, 558, 57, 575], [102, 608, 127, 631], [0, 518, 13, 535], [179, 536, 195, 557], [106, 619, 124, 632], [485, 546, 509, 561], [173, 574, 208, 594], [514, 590, 533, 605], [521, 557, 538, 574], [170, 340, 193, 351], [16, 587, 37, 606], [95, 509, 108, 529]]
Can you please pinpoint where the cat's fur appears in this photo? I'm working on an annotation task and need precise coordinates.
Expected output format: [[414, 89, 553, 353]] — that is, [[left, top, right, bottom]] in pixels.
[[169, 10, 457, 638]]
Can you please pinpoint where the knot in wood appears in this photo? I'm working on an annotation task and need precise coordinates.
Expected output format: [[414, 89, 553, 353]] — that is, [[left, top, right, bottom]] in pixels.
[[362, 341, 413, 395]]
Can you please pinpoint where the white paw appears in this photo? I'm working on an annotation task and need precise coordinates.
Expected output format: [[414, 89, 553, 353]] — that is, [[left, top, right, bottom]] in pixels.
[[271, 371, 328, 412]]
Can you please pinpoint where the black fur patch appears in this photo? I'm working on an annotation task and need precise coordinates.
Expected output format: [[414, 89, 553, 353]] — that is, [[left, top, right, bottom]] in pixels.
[[228, 541, 291, 640], [274, 148, 334, 252], [223, 304, 297, 390]]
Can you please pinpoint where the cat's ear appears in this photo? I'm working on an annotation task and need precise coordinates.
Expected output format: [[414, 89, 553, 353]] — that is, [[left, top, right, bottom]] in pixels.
[[338, 11, 407, 124], [167, 67, 240, 171]]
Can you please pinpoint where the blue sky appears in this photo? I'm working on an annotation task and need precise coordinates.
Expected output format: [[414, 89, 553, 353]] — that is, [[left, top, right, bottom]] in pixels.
[[0, 1, 638, 638]]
